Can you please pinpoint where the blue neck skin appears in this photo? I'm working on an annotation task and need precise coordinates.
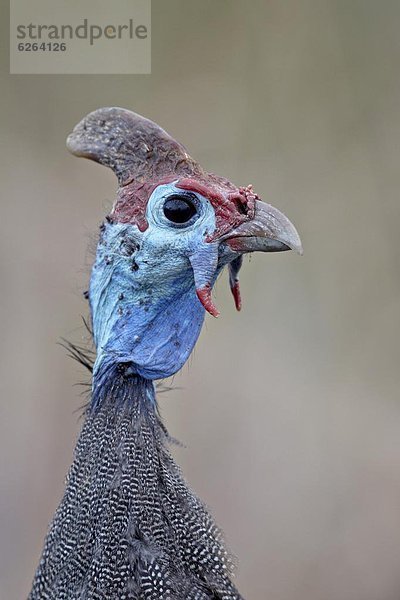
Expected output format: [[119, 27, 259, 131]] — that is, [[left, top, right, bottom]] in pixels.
[[90, 221, 208, 395], [89, 181, 226, 402]]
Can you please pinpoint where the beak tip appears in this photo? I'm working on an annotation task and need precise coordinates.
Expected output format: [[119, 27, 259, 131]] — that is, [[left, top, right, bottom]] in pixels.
[[284, 223, 303, 256], [293, 241, 304, 256]]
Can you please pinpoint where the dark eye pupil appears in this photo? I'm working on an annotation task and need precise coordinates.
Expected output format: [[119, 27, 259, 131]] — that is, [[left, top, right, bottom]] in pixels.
[[163, 196, 197, 224]]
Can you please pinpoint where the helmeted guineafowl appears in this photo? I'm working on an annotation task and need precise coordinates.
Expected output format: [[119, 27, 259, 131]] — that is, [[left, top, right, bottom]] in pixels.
[[30, 107, 302, 600]]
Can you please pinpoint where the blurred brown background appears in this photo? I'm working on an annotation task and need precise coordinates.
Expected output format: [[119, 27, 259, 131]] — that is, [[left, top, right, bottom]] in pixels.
[[2, 1, 400, 598]]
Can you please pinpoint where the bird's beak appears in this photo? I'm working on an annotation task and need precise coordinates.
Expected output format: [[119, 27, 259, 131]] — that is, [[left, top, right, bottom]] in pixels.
[[220, 199, 303, 256], [218, 200, 302, 315], [191, 200, 302, 318]]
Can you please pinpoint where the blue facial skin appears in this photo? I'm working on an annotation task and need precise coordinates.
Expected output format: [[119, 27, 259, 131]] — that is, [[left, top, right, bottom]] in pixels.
[[90, 182, 222, 391]]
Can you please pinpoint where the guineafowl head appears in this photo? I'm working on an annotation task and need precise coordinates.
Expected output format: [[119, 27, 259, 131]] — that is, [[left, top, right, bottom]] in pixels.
[[67, 107, 302, 385]]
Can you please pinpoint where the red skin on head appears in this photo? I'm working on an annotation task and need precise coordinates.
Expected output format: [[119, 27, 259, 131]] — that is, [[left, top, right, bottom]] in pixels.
[[176, 178, 257, 240], [109, 175, 259, 240], [68, 107, 259, 240], [109, 172, 258, 318]]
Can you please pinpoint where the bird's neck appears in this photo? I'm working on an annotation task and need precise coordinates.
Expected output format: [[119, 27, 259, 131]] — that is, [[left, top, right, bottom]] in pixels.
[[89, 221, 206, 383], [30, 368, 242, 599]]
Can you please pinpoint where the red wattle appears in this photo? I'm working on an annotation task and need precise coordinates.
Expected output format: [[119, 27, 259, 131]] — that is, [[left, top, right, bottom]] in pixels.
[[230, 281, 242, 311], [196, 285, 220, 318]]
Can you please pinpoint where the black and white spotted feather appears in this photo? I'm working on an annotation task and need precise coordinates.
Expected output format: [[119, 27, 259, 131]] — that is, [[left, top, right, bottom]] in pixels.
[[30, 369, 242, 599]]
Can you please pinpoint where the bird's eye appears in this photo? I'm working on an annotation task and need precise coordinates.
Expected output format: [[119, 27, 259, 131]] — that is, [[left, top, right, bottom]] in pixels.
[[163, 195, 197, 224]]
